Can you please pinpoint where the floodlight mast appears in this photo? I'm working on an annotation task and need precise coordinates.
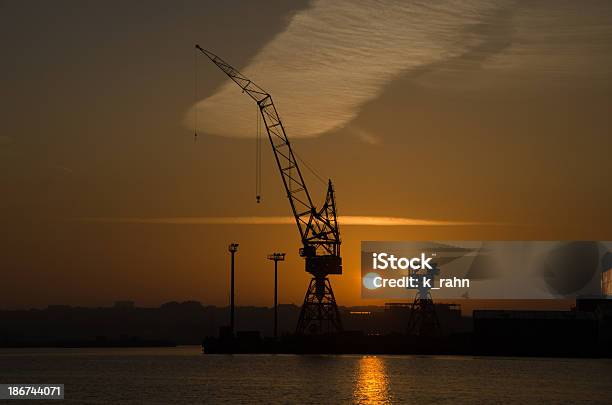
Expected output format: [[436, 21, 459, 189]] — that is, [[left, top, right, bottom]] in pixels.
[[228, 243, 239, 335], [196, 45, 342, 334], [268, 252, 286, 339]]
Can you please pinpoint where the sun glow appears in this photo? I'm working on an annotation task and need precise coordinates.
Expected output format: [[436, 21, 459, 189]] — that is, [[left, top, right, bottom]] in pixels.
[[353, 356, 392, 404], [74, 216, 486, 226]]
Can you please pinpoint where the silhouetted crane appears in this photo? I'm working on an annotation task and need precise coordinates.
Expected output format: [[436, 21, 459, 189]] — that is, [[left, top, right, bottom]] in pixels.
[[196, 45, 343, 335]]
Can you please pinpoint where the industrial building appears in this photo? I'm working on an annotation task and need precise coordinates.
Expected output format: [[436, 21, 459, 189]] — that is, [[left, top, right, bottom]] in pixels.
[[474, 298, 612, 357]]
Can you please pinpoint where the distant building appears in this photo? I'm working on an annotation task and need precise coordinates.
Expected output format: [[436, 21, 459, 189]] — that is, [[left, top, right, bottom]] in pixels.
[[474, 309, 598, 356], [113, 301, 135, 309], [47, 305, 71, 310], [382, 302, 468, 335]]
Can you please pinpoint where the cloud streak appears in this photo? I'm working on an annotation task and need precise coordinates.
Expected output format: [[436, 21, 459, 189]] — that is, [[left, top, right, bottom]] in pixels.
[[187, 0, 507, 139], [74, 216, 491, 226]]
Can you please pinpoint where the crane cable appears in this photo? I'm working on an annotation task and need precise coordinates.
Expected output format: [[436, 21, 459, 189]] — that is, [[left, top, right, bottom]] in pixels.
[[256, 106, 262, 203], [194, 46, 198, 142], [294, 150, 327, 186]]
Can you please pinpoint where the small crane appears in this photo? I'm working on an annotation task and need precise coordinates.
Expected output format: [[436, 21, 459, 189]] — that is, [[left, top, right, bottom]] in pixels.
[[196, 45, 343, 335], [406, 263, 441, 337]]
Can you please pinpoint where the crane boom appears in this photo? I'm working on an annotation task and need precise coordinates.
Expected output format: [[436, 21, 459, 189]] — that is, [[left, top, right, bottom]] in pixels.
[[196, 45, 341, 277]]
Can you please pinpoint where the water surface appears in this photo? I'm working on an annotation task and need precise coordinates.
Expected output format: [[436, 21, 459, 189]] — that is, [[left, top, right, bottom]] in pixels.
[[1, 346, 611, 404]]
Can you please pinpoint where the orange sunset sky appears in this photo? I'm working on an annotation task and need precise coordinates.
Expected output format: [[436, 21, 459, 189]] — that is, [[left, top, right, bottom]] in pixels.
[[1, 0, 612, 309]]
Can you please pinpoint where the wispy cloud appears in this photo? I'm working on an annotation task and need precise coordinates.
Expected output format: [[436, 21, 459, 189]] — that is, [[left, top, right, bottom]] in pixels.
[[187, 0, 507, 139], [74, 216, 490, 226], [50, 164, 73, 175]]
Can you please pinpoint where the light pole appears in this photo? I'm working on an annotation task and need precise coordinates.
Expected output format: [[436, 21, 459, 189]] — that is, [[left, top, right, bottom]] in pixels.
[[228, 243, 239, 335], [267, 252, 286, 339]]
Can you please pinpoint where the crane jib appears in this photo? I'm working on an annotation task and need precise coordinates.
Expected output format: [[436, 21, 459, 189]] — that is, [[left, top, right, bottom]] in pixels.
[[195, 45, 341, 276]]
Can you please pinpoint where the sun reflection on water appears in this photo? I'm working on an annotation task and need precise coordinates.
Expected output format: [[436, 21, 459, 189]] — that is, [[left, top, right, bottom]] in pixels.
[[353, 356, 391, 404]]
